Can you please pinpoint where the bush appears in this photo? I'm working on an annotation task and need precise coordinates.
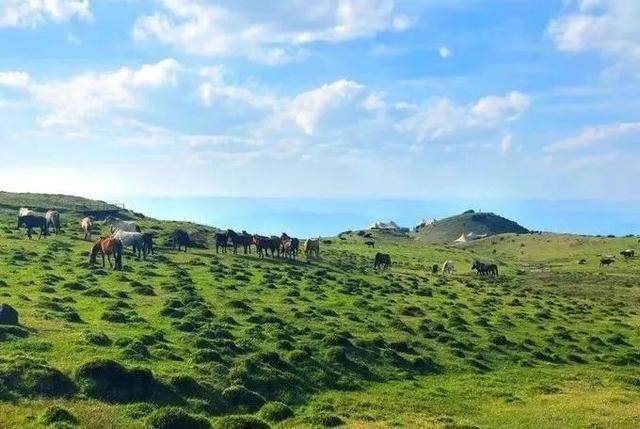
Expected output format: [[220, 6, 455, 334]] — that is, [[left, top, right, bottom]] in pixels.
[[214, 415, 270, 429], [40, 406, 78, 426], [75, 359, 161, 402], [304, 412, 344, 427], [0, 356, 76, 398], [258, 402, 294, 422], [84, 331, 112, 346], [221, 385, 265, 412], [146, 407, 211, 429]]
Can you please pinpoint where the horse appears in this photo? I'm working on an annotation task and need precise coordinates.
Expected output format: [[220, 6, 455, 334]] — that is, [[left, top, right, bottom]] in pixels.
[[142, 233, 155, 255], [374, 252, 391, 270], [112, 229, 147, 259], [227, 230, 248, 254], [268, 236, 281, 257], [365, 241, 375, 248], [104, 216, 141, 233], [19, 208, 36, 217], [472, 260, 498, 276], [252, 235, 271, 258], [620, 249, 635, 259], [17, 214, 48, 239], [304, 238, 320, 259], [280, 233, 300, 259], [81, 217, 94, 241], [89, 237, 123, 270], [241, 230, 253, 254], [442, 260, 455, 275], [577, 258, 587, 265], [45, 210, 61, 234], [171, 229, 190, 252], [215, 232, 228, 253], [431, 264, 439, 274], [600, 256, 615, 267]]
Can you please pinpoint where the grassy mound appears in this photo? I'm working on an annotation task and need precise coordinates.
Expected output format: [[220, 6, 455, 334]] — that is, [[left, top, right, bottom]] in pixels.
[[416, 210, 529, 243], [146, 407, 211, 429]]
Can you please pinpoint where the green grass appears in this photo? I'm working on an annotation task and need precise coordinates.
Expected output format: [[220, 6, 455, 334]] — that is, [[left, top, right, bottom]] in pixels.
[[0, 193, 639, 428]]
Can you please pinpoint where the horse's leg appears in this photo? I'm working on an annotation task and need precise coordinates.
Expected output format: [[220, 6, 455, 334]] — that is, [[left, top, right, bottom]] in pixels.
[[101, 253, 106, 268]]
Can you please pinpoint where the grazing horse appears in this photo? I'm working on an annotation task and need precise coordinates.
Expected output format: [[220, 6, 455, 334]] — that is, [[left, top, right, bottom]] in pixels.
[[81, 217, 94, 241], [104, 216, 141, 233], [252, 235, 271, 258], [600, 256, 615, 267], [472, 260, 498, 277], [171, 229, 190, 252], [215, 232, 228, 253], [45, 210, 61, 233], [17, 215, 48, 239], [365, 241, 375, 248], [142, 233, 155, 255], [280, 233, 300, 259], [89, 237, 123, 270], [374, 252, 391, 270], [620, 249, 635, 259], [112, 229, 147, 259], [304, 238, 320, 260], [442, 260, 455, 275]]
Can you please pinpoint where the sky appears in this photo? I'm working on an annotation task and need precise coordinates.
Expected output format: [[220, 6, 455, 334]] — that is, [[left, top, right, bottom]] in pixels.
[[0, 0, 639, 201]]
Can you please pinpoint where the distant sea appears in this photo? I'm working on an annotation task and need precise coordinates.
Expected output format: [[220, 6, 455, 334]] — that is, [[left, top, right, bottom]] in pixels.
[[114, 197, 640, 238]]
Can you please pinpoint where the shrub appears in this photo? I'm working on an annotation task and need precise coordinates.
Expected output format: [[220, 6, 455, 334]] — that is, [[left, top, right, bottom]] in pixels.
[[40, 406, 78, 426], [75, 359, 161, 402], [221, 385, 265, 412], [146, 407, 210, 429], [304, 412, 344, 427], [257, 402, 294, 422], [0, 357, 76, 398], [214, 415, 270, 429], [84, 331, 112, 346]]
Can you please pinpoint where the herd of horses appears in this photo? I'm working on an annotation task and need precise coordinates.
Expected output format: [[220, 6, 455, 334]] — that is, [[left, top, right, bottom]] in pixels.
[[215, 230, 320, 260], [16, 208, 636, 276]]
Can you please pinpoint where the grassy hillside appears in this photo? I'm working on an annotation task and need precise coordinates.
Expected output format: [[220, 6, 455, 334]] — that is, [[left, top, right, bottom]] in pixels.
[[0, 193, 639, 428], [416, 210, 530, 244]]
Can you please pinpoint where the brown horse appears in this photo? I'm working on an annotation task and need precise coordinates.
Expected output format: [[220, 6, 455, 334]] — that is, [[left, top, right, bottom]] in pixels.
[[252, 234, 271, 258], [89, 237, 123, 270]]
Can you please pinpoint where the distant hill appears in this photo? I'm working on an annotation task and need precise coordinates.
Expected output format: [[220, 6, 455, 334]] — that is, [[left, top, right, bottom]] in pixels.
[[0, 191, 123, 213], [415, 210, 530, 244]]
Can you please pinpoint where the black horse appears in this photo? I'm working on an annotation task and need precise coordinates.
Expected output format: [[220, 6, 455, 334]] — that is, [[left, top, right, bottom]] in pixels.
[[269, 236, 281, 257], [142, 232, 155, 255], [17, 215, 48, 239], [215, 232, 228, 253], [471, 260, 498, 276], [374, 252, 391, 270], [240, 230, 253, 254], [280, 233, 300, 259], [171, 229, 190, 252]]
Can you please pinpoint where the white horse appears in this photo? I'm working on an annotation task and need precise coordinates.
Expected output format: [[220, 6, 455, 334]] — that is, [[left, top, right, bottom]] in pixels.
[[112, 229, 147, 259], [81, 217, 94, 241], [104, 216, 140, 233], [442, 260, 455, 275], [19, 207, 36, 217], [45, 210, 61, 233]]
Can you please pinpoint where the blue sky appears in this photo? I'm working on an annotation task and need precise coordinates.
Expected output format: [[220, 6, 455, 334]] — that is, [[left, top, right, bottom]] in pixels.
[[0, 0, 639, 200]]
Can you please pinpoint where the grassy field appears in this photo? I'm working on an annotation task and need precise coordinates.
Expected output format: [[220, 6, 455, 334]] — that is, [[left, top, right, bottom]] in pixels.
[[0, 193, 639, 428]]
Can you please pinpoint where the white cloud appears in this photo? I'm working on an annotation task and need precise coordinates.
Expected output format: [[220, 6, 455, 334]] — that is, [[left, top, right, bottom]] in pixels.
[[0, 0, 91, 28], [362, 92, 386, 111], [134, 0, 413, 64], [282, 79, 364, 134], [0, 59, 180, 127], [0, 71, 31, 88], [500, 133, 512, 153], [439, 45, 452, 59], [546, 122, 640, 153], [548, 0, 640, 77], [397, 91, 531, 142]]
